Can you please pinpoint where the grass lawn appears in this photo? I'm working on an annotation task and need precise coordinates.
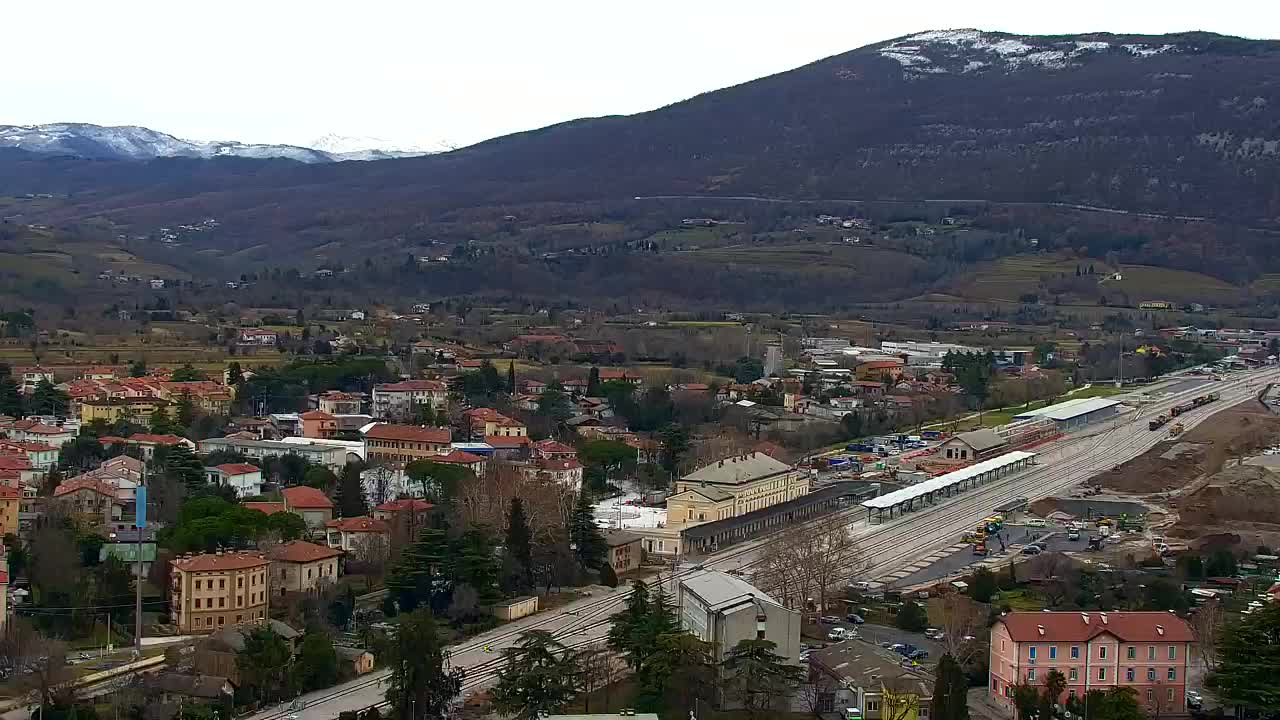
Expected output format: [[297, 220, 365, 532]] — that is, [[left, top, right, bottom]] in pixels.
[[995, 589, 1045, 611], [1065, 384, 1126, 399]]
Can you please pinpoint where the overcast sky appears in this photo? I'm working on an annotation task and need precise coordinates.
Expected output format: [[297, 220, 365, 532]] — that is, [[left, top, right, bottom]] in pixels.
[[6, 1, 1278, 151]]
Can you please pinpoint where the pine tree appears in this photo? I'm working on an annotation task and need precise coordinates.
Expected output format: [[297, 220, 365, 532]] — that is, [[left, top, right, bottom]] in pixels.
[[334, 462, 368, 518], [569, 491, 607, 571], [504, 498, 534, 593], [226, 361, 244, 386], [451, 527, 501, 605], [507, 362, 517, 394], [586, 366, 602, 396], [720, 639, 804, 719], [385, 609, 464, 720], [0, 364, 22, 417], [490, 631, 581, 720], [176, 393, 197, 429], [933, 654, 971, 720], [28, 378, 69, 417], [607, 579, 651, 670], [160, 443, 205, 491]]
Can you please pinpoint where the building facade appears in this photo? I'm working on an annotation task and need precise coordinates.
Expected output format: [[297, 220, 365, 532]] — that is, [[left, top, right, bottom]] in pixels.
[[362, 424, 451, 465], [267, 540, 342, 595], [666, 452, 809, 526], [371, 380, 448, 420], [170, 551, 271, 633], [989, 611, 1194, 716]]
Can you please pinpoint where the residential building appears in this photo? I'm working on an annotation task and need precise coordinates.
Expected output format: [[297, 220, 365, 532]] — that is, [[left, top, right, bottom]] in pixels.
[[206, 464, 264, 498], [362, 423, 451, 465], [520, 457, 584, 492], [14, 366, 55, 393], [0, 440, 58, 470], [191, 619, 301, 686], [80, 397, 173, 425], [169, 551, 271, 633], [324, 515, 391, 554], [159, 381, 235, 415], [463, 408, 527, 440], [532, 439, 578, 461], [989, 611, 1194, 715], [676, 569, 801, 707], [198, 437, 353, 470], [371, 380, 448, 421], [484, 434, 532, 459], [429, 449, 486, 476], [145, 673, 235, 707], [665, 452, 809, 526], [237, 328, 278, 346], [855, 358, 906, 382], [371, 498, 433, 526], [5, 420, 75, 448], [52, 476, 121, 527], [267, 540, 342, 595], [280, 486, 335, 529], [807, 644, 934, 720], [299, 410, 339, 439], [317, 391, 363, 415], [0, 486, 19, 537], [99, 540, 158, 578], [336, 647, 376, 676], [101, 433, 195, 460], [603, 529, 642, 574]]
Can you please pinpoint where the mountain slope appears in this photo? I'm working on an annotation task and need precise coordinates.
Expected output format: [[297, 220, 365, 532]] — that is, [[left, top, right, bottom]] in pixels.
[[0, 123, 435, 163], [2, 30, 1279, 247]]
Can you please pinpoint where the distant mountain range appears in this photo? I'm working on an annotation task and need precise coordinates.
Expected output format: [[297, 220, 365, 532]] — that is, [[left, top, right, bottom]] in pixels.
[[3, 29, 1280, 309], [0, 123, 437, 162]]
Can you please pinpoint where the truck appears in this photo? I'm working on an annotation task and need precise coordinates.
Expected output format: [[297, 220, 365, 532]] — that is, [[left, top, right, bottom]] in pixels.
[[921, 430, 943, 440], [847, 442, 875, 453]]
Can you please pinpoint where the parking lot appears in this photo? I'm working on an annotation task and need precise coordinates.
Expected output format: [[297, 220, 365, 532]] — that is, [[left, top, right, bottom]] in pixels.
[[890, 523, 1093, 587], [803, 619, 947, 666]]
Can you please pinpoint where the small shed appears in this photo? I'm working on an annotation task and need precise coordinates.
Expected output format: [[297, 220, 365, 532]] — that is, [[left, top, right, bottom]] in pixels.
[[492, 595, 539, 621], [336, 646, 375, 676]]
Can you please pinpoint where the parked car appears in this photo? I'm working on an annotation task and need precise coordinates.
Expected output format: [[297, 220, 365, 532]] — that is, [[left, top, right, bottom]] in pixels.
[[888, 643, 906, 652], [846, 613, 865, 624], [896, 644, 918, 657], [1185, 691, 1203, 710], [828, 627, 851, 642], [1022, 544, 1044, 555], [1025, 518, 1048, 528], [849, 581, 872, 592], [1068, 530, 1081, 541], [924, 628, 944, 640], [821, 615, 842, 624], [907, 649, 929, 660]]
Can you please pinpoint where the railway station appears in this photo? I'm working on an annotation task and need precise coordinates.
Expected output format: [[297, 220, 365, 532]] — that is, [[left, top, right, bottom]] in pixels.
[[678, 480, 881, 555], [860, 451, 1037, 524]]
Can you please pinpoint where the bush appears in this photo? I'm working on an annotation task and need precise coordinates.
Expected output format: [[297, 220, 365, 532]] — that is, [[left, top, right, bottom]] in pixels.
[[969, 568, 998, 603]]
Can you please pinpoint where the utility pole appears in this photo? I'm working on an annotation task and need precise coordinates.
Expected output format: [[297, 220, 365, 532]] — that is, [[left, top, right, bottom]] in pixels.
[[1115, 336, 1123, 389], [135, 464, 146, 657]]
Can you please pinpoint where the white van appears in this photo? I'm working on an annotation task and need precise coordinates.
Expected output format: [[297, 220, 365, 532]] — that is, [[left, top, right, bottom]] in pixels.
[[1025, 518, 1047, 528]]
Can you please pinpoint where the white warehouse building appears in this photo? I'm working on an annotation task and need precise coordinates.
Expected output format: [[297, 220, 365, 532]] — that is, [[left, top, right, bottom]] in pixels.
[[1011, 396, 1122, 432]]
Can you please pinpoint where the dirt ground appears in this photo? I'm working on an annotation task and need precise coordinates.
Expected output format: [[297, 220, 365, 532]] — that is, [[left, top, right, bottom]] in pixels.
[[1090, 397, 1280, 494], [1167, 464, 1280, 548]]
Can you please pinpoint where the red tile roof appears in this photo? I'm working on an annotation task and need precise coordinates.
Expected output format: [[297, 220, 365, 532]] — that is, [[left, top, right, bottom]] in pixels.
[[299, 410, 336, 420], [532, 439, 576, 455], [53, 476, 117, 498], [536, 458, 582, 472], [268, 540, 343, 563], [431, 450, 485, 465], [376, 380, 446, 392], [243, 501, 286, 515], [11, 441, 55, 452], [127, 433, 186, 445], [97, 435, 128, 444], [375, 498, 433, 513], [0, 456, 32, 471], [214, 463, 261, 475], [172, 551, 270, 572], [364, 424, 451, 443], [24, 423, 70, 436], [325, 516, 390, 533], [484, 434, 531, 448], [0, 486, 20, 499], [996, 611, 1194, 643], [282, 485, 334, 509]]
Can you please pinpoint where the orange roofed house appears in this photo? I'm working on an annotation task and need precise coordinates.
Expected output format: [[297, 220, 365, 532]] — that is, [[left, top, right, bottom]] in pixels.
[[462, 408, 527, 441], [989, 611, 1194, 716], [299, 410, 338, 439], [170, 551, 271, 633], [280, 485, 334, 530], [325, 516, 391, 556], [371, 380, 448, 421], [362, 423, 451, 465], [267, 540, 342, 595]]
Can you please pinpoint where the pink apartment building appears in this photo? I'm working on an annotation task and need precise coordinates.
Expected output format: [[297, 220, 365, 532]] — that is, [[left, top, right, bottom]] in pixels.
[[990, 611, 1194, 716]]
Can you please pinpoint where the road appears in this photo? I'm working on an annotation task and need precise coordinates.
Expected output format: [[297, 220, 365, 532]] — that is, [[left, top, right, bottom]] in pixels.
[[247, 368, 1278, 720]]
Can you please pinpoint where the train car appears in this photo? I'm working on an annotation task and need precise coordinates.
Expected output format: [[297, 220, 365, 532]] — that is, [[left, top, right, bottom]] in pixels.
[[1149, 414, 1171, 431]]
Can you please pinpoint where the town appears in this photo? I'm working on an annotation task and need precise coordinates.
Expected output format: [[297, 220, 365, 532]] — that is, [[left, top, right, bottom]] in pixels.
[[0, 308, 1275, 720]]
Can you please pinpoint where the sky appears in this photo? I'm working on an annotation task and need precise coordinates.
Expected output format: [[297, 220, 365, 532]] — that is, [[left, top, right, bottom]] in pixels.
[[5, 0, 1279, 151]]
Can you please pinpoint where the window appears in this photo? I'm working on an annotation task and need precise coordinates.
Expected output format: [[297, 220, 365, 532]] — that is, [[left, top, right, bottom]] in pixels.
[[219, 579, 226, 590], [1070, 646, 1080, 659], [1127, 646, 1136, 659], [1068, 690, 1077, 699], [194, 598, 201, 609], [238, 577, 244, 588], [237, 614, 243, 623], [1049, 646, 1057, 660], [194, 580, 201, 590], [1098, 668, 1106, 681], [1069, 668, 1078, 681], [206, 617, 212, 626], [1029, 646, 1037, 660], [1168, 645, 1177, 660], [867, 701, 880, 713], [919, 708, 929, 719], [1148, 646, 1156, 660], [1168, 689, 1175, 703], [1027, 670, 1036, 681], [1146, 690, 1154, 705], [992, 679, 998, 691], [218, 597, 225, 608], [218, 616, 225, 626], [1167, 668, 1176, 681], [1099, 646, 1108, 660], [1147, 669, 1156, 681], [1126, 668, 1135, 682]]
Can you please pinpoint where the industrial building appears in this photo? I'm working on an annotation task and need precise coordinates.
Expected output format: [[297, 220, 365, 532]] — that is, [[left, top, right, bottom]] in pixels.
[[1011, 396, 1122, 431]]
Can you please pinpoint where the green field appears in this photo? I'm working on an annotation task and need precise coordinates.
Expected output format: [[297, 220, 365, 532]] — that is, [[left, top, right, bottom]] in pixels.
[[682, 243, 921, 271], [955, 254, 1241, 305]]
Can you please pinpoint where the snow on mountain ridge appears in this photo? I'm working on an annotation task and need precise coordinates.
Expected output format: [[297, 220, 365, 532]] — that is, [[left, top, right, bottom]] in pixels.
[[876, 29, 1184, 77], [0, 123, 437, 163]]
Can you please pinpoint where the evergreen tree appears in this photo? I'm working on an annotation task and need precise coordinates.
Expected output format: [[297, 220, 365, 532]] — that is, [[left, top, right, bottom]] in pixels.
[[896, 600, 928, 632], [28, 378, 69, 417], [932, 654, 971, 720], [720, 638, 804, 719], [503, 498, 534, 593], [176, 393, 197, 429], [0, 368, 22, 417], [159, 443, 205, 491], [237, 626, 294, 705], [1209, 601, 1280, 712], [149, 407, 176, 435], [507, 362, 516, 394], [385, 609, 464, 720], [490, 630, 581, 720], [536, 380, 573, 422], [607, 579, 651, 670], [451, 527, 501, 605], [639, 631, 715, 718], [226, 361, 244, 386], [170, 364, 204, 382], [296, 630, 340, 692], [388, 522, 451, 609], [586, 366, 602, 396], [334, 462, 368, 518], [128, 359, 147, 377], [659, 423, 689, 473], [569, 491, 607, 571]]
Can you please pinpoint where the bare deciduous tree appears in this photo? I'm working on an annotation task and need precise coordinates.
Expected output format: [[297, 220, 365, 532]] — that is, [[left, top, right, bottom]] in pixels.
[[575, 644, 621, 713], [798, 669, 840, 718], [1189, 599, 1225, 672], [938, 592, 985, 665], [0, 620, 73, 709], [755, 514, 868, 616]]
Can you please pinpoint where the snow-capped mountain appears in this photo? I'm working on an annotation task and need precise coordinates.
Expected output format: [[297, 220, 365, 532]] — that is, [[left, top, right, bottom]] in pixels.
[[874, 29, 1181, 77], [309, 133, 453, 160], [0, 123, 439, 163]]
